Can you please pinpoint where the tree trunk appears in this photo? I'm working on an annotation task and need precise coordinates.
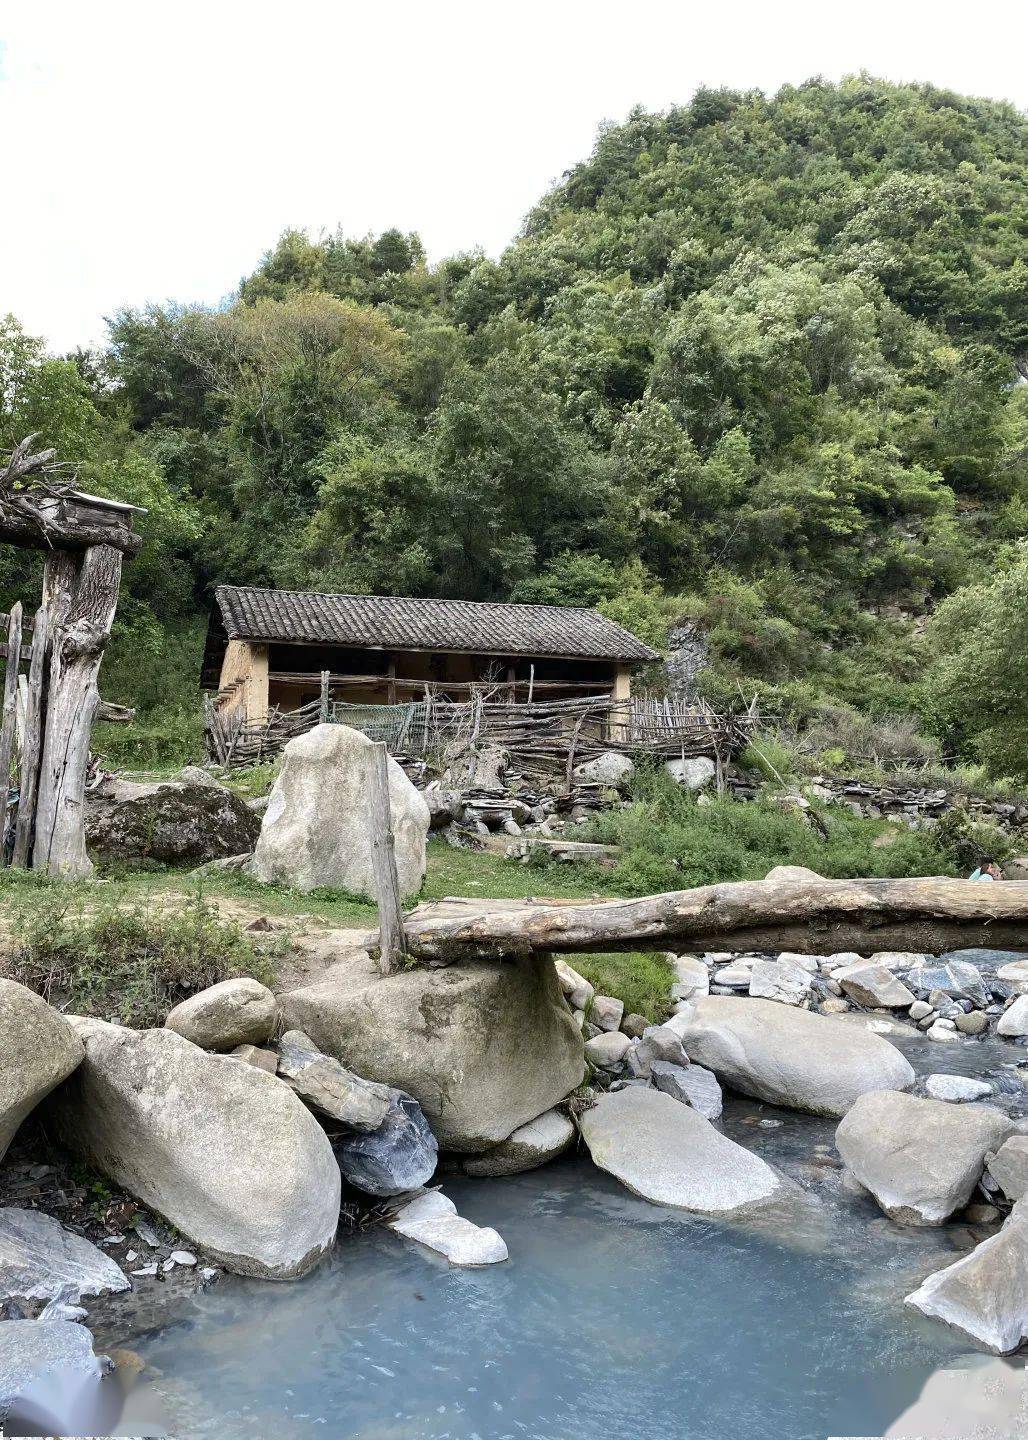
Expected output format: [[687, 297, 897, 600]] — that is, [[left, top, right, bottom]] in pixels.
[[33, 544, 122, 876], [403, 876, 1028, 964]]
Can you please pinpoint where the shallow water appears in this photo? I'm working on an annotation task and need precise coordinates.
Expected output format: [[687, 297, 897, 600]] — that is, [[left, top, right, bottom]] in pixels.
[[111, 1071, 1028, 1440]]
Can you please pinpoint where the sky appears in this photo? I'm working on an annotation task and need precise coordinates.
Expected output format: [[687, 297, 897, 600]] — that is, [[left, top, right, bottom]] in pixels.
[[2, 0, 1026, 354]]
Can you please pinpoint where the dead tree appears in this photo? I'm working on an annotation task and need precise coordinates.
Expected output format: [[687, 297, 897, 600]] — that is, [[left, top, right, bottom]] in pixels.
[[403, 876, 1028, 964]]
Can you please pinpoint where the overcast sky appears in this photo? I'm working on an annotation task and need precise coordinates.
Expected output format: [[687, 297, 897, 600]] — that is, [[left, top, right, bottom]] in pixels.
[[2, 0, 1026, 354]]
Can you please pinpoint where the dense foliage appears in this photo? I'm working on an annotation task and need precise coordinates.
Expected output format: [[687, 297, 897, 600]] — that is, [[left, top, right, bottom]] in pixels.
[[2, 76, 1026, 774]]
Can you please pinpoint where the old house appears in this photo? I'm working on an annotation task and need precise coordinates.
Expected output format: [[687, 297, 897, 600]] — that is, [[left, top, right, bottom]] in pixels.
[[201, 585, 658, 726]]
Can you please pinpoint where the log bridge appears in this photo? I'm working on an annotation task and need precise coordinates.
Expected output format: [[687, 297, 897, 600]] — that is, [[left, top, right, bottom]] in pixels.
[[402, 877, 1028, 965]]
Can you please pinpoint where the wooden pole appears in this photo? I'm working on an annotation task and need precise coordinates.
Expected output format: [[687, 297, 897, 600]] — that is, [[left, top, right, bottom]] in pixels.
[[369, 740, 406, 974], [0, 603, 23, 856], [319, 669, 330, 723], [403, 876, 1028, 965], [33, 543, 122, 877], [12, 607, 49, 867]]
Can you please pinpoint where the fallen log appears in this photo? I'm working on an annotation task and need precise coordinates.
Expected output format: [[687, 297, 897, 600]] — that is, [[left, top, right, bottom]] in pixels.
[[403, 877, 1028, 964]]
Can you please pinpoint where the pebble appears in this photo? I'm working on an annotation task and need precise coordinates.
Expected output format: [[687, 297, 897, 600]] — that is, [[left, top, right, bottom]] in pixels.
[[131, 1264, 158, 1278], [170, 1250, 197, 1267], [134, 1222, 161, 1248]]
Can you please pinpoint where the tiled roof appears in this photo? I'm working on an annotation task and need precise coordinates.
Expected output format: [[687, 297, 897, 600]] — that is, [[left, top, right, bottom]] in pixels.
[[214, 586, 658, 663]]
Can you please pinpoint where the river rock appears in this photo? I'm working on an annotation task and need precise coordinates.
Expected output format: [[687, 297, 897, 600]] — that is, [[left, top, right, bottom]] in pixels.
[[554, 960, 594, 1011], [996, 960, 1028, 994], [628, 1025, 690, 1079], [276, 1029, 390, 1130], [835, 1090, 1016, 1225], [230, 1044, 278, 1073], [164, 977, 278, 1051], [665, 756, 715, 790], [585, 1030, 632, 1068], [987, 1136, 1028, 1202], [579, 1087, 790, 1215], [834, 963, 915, 1009], [748, 958, 812, 1006], [674, 996, 915, 1117], [86, 771, 260, 865], [905, 1200, 1028, 1354], [332, 1091, 437, 1197], [279, 951, 583, 1152], [253, 723, 430, 898], [670, 956, 709, 1003], [48, 1019, 341, 1278], [996, 994, 1028, 1037], [0, 1320, 104, 1425], [650, 1060, 723, 1120], [590, 994, 624, 1032], [0, 982, 84, 1162], [924, 1074, 993, 1103], [907, 961, 991, 1010], [927, 1020, 961, 1042], [572, 752, 634, 787], [0, 1209, 129, 1305], [954, 1010, 989, 1035], [387, 1189, 507, 1265], [463, 1109, 575, 1178]]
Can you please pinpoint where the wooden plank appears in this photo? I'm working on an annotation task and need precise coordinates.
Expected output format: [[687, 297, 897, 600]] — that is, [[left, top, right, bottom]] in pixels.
[[369, 741, 406, 974], [12, 606, 49, 867], [0, 603, 23, 860]]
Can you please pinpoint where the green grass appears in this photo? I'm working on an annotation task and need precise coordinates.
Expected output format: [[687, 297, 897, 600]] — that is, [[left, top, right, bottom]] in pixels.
[[574, 952, 675, 1022]]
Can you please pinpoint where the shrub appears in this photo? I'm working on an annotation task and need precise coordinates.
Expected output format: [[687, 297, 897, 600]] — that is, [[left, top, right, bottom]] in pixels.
[[4, 888, 274, 1028]]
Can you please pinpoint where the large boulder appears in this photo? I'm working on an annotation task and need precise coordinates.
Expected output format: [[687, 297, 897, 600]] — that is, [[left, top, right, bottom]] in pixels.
[[905, 1200, 1028, 1354], [47, 1019, 340, 1278], [665, 756, 715, 790], [253, 724, 430, 898], [386, 1189, 508, 1266], [835, 1090, 1016, 1225], [164, 977, 278, 1051], [673, 996, 915, 1117], [279, 950, 584, 1152], [0, 1208, 129, 1303], [276, 1030, 391, 1130], [572, 752, 635, 788], [833, 962, 915, 1010], [579, 1087, 792, 1216], [86, 771, 260, 866], [997, 994, 1028, 1037], [987, 1135, 1028, 1202], [0, 1321, 103, 1427], [0, 981, 83, 1161]]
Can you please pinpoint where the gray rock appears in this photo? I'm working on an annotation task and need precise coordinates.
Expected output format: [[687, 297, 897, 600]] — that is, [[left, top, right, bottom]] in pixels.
[[572, 752, 635, 788], [0, 981, 83, 1161], [554, 960, 594, 1011], [230, 1044, 278, 1073], [673, 996, 915, 1118], [664, 756, 715, 790], [905, 1200, 1028, 1354], [748, 958, 812, 1006], [834, 963, 915, 1009], [908, 961, 991, 1010], [629, 1025, 690, 1078], [908, 1000, 933, 1021], [0, 1320, 103, 1425], [714, 964, 755, 990], [869, 951, 927, 970], [621, 1013, 651, 1040], [0, 1209, 129, 1303], [954, 1010, 989, 1036], [386, 1189, 507, 1265], [333, 1091, 437, 1197], [280, 950, 583, 1153], [463, 1109, 575, 1177], [579, 1087, 791, 1215], [996, 960, 1028, 994], [650, 1060, 722, 1120], [669, 955, 709, 1003], [987, 1135, 1028, 1202], [276, 1030, 391, 1130], [86, 773, 259, 865], [836, 1090, 1016, 1225], [924, 1074, 994, 1103], [253, 723, 430, 899], [585, 1031, 632, 1068], [48, 1018, 341, 1278], [165, 977, 278, 1051], [997, 994, 1028, 1037], [927, 1020, 962, 1042], [590, 995, 624, 1032]]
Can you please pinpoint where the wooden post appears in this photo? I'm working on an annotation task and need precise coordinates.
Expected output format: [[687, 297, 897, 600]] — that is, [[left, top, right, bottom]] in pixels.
[[369, 740, 406, 974], [33, 543, 122, 877], [386, 657, 397, 707], [0, 603, 23, 852], [319, 669, 330, 723], [12, 607, 49, 867]]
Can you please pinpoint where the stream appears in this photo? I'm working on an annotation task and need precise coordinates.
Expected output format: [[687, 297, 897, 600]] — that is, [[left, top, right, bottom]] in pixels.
[[96, 1033, 1027, 1440]]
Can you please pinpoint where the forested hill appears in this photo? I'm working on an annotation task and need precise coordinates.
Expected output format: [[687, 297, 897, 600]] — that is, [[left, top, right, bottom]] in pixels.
[[2, 76, 1027, 776]]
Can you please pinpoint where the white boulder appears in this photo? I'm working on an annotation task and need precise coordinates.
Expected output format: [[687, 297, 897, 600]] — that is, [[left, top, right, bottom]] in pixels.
[[835, 1090, 1016, 1225], [386, 1189, 507, 1266], [48, 1019, 341, 1278], [665, 756, 716, 790], [997, 994, 1028, 1037], [905, 1201, 1028, 1354], [463, 1109, 575, 1178], [0, 981, 83, 1162], [0, 1320, 104, 1425], [585, 1031, 632, 1068], [674, 996, 915, 1117], [164, 977, 278, 1051], [748, 958, 812, 1006], [924, 1074, 993, 1104], [0, 1208, 129, 1303], [670, 955, 709, 1003], [253, 723, 430, 899], [833, 963, 915, 1009], [554, 960, 594, 1011], [579, 1087, 792, 1216], [572, 752, 635, 788], [987, 1136, 1028, 1202]]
